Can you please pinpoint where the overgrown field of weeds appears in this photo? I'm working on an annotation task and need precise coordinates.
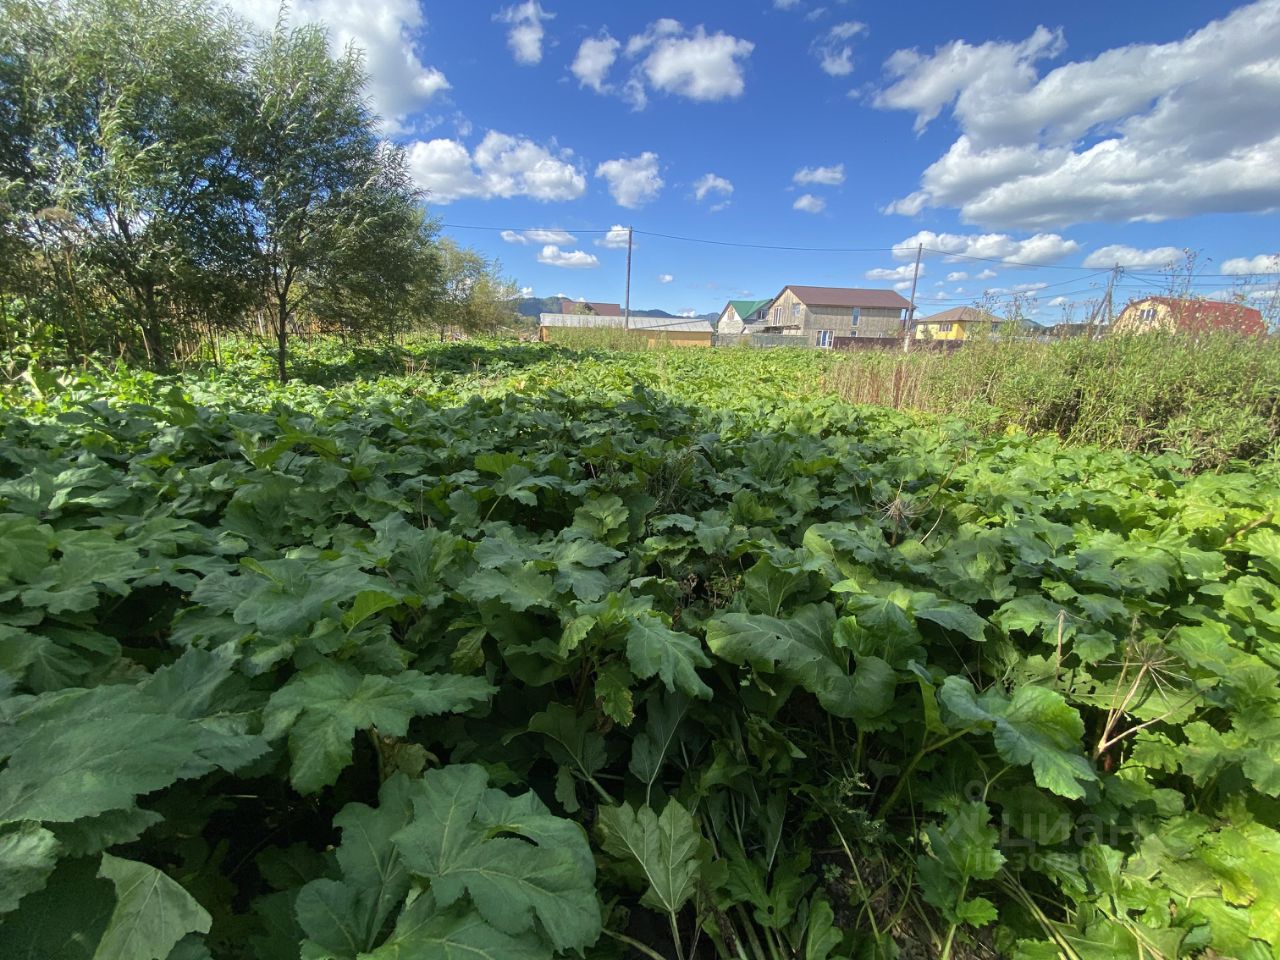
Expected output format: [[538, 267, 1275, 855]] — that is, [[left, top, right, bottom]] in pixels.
[[2, 342, 1279, 958]]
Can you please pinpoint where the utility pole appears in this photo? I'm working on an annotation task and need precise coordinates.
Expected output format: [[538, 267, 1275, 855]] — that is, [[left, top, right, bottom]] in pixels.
[[1086, 263, 1121, 336], [1103, 263, 1121, 328], [903, 242, 923, 352], [624, 225, 633, 331]]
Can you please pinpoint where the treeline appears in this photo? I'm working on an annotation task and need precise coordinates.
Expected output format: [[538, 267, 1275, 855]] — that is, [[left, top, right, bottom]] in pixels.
[[0, 0, 513, 380]]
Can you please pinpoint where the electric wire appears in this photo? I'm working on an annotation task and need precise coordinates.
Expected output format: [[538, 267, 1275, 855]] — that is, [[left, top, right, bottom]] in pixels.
[[439, 223, 1280, 277]]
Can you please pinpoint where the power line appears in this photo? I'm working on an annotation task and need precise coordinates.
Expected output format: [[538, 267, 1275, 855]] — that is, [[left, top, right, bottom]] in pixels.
[[438, 222, 1280, 278], [441, 223, 614, 234], [633, 229, 897, 254]]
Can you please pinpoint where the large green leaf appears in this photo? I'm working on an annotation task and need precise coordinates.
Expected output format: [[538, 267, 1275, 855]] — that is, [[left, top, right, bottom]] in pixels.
[[295, 775, 418, 958], [263, 661, 494, 793], [628, 692, 690, 804], [706, 603, 895, 722], [527, 704, 607, 784], [940, 677, 1097, 799], [391, 765, 601, 954], [0, 822, 60, 913], [625, 616, 712, 700], [94, 854, 211, 960], [916, 802, 1005, 927], [359, 895, 546, 960], [0, 856, 115, 959], [0, 680, 263, 824], [597, 800, 702, 917]]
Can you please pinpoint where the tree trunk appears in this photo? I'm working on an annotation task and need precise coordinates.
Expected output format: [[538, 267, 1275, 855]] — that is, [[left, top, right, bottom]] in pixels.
[[275, 294, 289, 383], [142, 284, 168, 371]]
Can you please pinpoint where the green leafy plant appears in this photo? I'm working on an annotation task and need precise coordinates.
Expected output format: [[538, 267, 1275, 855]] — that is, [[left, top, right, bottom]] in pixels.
[[2, 343, 1279, 958]]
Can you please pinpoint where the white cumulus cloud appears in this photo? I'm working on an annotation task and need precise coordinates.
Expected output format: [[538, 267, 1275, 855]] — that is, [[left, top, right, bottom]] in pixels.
[[893, 230, 1079, 264], [866, 263, 925, 281], [874, 1, 1280, 229], [577, 20, 754, 109], [977, 269, 998, 280], [694, 173, 734, 202], [501, 228, 577, 245], [794, 194, 827, 213], [1081, 245, 1185, 269], [946, 271, 969, 281], [812, 21, 867, 77], [596, 153, 664, 208], [495, 1, 554, 65], [1221, 253, 1280, 275], [222, 0, 448, 132], [794, 164, 845, 186], [596, 224, 632, 249], [658, 273, 674, 283], [572, 34, 620, 92], [406, 131, 586, 203], [537, 245, 599, 268]]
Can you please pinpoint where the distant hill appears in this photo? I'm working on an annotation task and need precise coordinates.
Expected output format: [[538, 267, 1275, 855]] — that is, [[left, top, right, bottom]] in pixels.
[[511, 297, 717, 322]]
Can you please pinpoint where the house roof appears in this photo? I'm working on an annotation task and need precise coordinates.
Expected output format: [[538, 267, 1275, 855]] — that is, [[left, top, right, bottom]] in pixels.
[[1129, 296, 1266, 335], [727, 299, 773, 320], [539, 313, 714, 333], [558, 299, 623, 316], [919, 306, 1003, 325], [783, 285, 912, 310]]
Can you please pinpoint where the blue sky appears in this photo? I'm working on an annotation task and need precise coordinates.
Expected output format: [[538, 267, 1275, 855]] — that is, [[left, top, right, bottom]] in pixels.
[[228, 0, 1280, 320]]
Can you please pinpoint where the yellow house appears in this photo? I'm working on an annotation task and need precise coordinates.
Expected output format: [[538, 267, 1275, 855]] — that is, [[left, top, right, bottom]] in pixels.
[[913, 306, 1002, 341], [1112, 296, 1266, 336]]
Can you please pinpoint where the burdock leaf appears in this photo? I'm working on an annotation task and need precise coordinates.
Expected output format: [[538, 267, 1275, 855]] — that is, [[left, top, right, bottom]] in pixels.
[[940, 677, 1097, 799], [264, 661, 494, 794], [0, 821, 60, 913], [626, 616, 712, 700], [597, 800, 702, 917], [94, 854, 212, 960], [390, 765, 601, 953], [706, 603, 894, 722]]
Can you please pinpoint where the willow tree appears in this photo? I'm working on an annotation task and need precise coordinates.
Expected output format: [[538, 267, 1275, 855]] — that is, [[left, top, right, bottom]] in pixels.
[[1, 0, 254, 365], [243, 23, 424, 382], [427, 239, 518, 342]]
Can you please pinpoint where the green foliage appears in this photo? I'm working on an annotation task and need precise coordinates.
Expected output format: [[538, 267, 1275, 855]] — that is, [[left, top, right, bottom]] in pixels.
[[824, 330, 1280, 470], [0, 0, 450, 372], [2, 344, 1280, 958]]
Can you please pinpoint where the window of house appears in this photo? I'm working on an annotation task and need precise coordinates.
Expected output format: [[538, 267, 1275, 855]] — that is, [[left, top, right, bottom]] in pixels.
[[816, 329, 834, 348], [1139, 307, 1156, 322], [792, 303, 803, 320], [939, 322, 953, 332], [852, 307, 861, 322]]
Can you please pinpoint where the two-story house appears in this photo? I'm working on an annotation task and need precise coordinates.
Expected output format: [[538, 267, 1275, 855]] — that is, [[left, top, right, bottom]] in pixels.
[[762, 286, 911, 347]]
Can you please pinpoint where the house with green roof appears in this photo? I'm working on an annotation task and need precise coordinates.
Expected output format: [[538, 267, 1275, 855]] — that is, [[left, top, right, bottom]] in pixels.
[[716, 298, 774, 335]]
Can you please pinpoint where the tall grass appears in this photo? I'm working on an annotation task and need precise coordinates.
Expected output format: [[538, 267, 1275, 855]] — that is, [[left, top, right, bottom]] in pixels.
[[824, 332, 1280, 469]]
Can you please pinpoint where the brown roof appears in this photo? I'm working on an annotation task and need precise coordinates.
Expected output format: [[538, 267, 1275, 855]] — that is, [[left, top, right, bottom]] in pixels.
[[1130, 296, 1266, 336], [784, 285, 911, 310], [919, 306, 1002, 325], [559, 299, 622, 316]]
